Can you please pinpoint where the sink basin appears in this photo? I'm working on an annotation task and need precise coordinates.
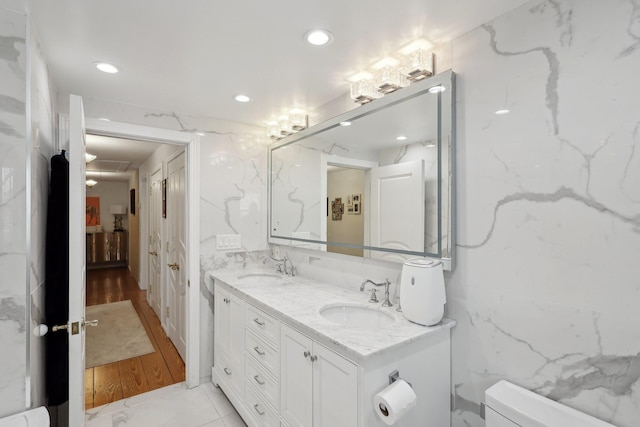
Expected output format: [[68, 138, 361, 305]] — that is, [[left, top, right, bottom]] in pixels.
[[319, 303, 395, 329]]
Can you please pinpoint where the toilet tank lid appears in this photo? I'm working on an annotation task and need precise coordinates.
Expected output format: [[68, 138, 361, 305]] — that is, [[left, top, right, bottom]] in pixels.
[[403, 258, 442, 268], [485, 381, 615, 427]]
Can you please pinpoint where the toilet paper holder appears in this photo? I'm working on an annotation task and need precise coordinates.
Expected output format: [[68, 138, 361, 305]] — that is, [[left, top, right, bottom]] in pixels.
[[388, 370, 412, 388]]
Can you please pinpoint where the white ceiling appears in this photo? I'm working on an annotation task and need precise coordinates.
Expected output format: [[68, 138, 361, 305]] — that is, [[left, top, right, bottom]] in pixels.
[[13, 0, 527, 127], [85, 134, 160, 182]]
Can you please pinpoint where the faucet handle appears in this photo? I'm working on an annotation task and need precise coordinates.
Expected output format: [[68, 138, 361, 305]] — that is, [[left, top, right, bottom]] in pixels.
[[369, 289, 379, 303]]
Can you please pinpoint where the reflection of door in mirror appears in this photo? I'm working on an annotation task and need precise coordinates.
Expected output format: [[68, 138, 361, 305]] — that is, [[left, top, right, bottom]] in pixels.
[[327, 166, 366, 256], [370, 160, 425, 262]]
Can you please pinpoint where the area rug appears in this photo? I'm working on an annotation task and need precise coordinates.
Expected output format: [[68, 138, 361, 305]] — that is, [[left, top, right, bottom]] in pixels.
[[85, 300, 154, 368]]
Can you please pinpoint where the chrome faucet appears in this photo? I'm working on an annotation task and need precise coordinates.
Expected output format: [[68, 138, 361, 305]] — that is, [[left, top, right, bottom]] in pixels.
[[270, 254, 294, 276], [360, 279, 393, 307]]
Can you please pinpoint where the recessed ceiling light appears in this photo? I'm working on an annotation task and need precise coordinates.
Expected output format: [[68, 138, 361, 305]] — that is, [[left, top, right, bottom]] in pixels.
[[234, 94, 251, 103], [428, 85, 446, 94], [495, 109, 510, 115], [396, 135, 408, 141], [85, 153, 96, 163], [98, 117, 111, 121], [86, 179, 98, 187], [196, 132, 206, 136], [95, 62, 119, 74], [339, 121, 352, 126], [305, 29, 333, 46]]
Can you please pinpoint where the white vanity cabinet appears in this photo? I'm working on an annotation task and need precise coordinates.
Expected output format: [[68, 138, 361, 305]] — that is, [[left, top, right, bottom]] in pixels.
[[214, 286, 245, 396], [281, 325, 357, 427]]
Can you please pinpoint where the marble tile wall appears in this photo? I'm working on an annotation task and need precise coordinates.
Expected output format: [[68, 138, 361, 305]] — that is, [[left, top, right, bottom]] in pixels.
[[0, 6, 28, 417], [28, 19, 57, 409], [447, 0, 640, 426]]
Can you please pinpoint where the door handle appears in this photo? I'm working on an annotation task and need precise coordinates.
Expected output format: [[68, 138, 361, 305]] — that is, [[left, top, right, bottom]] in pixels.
[[167, 263, 180, 270], [52, 323, 69, 332], [83, 319, 99, 328]]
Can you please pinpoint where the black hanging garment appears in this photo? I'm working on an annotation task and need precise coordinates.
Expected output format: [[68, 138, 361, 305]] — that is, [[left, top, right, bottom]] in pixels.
[[45, 151, 69, 406]]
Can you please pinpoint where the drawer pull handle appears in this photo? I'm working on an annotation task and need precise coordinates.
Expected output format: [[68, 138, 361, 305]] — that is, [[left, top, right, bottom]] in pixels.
[[254, 374, 265, 385], [310, 355, 318, 362], [223, 367, 232, 375], [253, 318, 265, 326], [303, 351, 311, 358], [254, 346, 265, 356], [253, 403, 265, 416]]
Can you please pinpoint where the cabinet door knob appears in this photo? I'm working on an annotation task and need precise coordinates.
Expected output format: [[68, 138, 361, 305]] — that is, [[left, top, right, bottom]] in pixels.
[[303, 350, 311, 358], [310, 355, 318, 362]]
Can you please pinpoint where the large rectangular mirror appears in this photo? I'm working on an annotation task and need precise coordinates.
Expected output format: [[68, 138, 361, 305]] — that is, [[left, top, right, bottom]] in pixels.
[[268, 70, 455, 269]]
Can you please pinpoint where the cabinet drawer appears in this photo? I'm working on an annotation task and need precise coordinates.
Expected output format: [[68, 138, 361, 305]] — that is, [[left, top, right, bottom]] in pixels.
[[246, 303, 280, 349], [245, 383, 280, 427], [246, 330, 280, 377], [245, 355, 279, 410], [216, 352, 243, 397]]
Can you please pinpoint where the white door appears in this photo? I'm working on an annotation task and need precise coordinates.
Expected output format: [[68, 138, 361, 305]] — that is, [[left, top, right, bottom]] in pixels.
[[281, 325, 313, 427], [68, 94, 89, 427], [166, 151, 187, 360], [370, 160, 425, 262], [148, 167, 163, 318]]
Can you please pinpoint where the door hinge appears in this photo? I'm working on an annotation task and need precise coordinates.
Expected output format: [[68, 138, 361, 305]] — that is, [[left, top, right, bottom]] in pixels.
[[166, 307, 170, 317], [188, 280, 190, 288]]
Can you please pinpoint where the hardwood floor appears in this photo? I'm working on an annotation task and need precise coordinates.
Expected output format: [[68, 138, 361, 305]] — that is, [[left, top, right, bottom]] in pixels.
[[85, 267, 185, 409]]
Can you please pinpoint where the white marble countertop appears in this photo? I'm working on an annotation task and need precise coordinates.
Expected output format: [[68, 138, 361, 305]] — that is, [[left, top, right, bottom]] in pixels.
[[209, 269, 455, 362]]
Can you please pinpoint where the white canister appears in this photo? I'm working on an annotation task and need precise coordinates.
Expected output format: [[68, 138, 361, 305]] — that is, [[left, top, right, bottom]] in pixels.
[[400, 258, 445, 326]]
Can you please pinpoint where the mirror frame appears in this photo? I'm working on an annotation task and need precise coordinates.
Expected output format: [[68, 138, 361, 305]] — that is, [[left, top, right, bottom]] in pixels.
[[268, 70, 455, 270]]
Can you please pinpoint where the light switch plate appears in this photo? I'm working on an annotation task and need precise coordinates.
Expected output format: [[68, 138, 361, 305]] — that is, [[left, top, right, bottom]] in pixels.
[[216, 234, 242, 250]]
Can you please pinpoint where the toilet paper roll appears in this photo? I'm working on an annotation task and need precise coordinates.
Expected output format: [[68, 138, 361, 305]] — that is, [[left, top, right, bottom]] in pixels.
[[373, 379, 417, 425]]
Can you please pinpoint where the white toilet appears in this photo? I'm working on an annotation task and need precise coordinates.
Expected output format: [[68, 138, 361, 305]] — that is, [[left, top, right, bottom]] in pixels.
[[485, 380, 615, 426]]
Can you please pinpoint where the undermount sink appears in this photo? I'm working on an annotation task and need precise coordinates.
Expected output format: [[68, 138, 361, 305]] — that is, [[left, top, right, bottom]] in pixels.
[[237, 273, 283, 280], [319, 303, 395, 329]]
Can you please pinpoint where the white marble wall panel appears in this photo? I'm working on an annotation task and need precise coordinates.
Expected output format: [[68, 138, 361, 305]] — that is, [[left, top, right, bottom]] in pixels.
[[28, 23, 56, 408], [449, 1, 640, 426], [0, 6, 27, 418]]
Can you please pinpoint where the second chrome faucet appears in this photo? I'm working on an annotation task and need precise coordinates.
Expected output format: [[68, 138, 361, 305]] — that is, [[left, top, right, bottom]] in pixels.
[[360, 279, 393, 307]]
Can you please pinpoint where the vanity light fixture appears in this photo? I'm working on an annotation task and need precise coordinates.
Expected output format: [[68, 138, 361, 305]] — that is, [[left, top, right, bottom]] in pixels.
[[305, 29, 333, 46], [349, 71, 381, 105], [85, 153, 97, 163], [373, 57, 408, 94], [86, 179, 98, 187], [278, 115, 292, 137], [234, 94, 251, 103], [289, 109, 308, 131], [267, 121, 280, 140], [399, 39, 434, 82], [95, 62, 119, 74], [495, 109, 510, 115]]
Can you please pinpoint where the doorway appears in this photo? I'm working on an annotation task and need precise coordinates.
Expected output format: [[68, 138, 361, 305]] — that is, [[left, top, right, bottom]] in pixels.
[[60, 115, 201, 420], [83, 133, 189, 407]]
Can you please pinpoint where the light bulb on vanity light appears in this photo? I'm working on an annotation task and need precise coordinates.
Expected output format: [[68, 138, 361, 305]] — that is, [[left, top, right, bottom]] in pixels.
[[349, 71, 381, 105], [372, 57, 408, 94], [399, 39, 435, 82]]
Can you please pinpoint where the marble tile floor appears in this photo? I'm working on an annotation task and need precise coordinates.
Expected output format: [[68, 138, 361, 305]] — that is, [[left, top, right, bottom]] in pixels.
[[85, 382, 247, 427]]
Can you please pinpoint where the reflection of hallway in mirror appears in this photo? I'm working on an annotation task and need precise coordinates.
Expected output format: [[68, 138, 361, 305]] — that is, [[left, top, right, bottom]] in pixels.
[[85, 267, 185, 409], [327, 166, 365, 256]]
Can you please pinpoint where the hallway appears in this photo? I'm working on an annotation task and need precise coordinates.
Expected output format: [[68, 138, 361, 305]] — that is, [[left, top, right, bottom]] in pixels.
[[85, 267, 185, 409]]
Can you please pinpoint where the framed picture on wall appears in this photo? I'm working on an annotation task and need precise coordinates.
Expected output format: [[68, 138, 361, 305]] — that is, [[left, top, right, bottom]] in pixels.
[[86, 197, 100, 225], [130, 189, 136, 215]]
